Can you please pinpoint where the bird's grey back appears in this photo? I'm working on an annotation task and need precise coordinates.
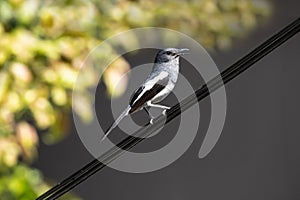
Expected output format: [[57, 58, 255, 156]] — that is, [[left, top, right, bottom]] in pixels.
[[147, 58, 179, 84]]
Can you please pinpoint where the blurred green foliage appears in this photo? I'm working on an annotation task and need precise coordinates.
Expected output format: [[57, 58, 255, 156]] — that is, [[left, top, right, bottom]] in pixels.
[[0, 0, 270, 199], [0, 164, 80, 200], [0, 164, 47, 200]]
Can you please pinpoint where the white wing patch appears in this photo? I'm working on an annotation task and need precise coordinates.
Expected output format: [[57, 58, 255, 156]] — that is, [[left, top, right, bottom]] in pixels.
[[132, 71, 169, 106]]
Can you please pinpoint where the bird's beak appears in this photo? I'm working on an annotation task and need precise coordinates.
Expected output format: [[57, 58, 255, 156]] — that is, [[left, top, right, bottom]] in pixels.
[[177, 48, 189, 56]]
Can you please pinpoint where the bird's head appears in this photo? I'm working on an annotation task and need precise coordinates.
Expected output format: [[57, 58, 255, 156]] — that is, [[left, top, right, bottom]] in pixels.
[[155, 48, 189, 63]]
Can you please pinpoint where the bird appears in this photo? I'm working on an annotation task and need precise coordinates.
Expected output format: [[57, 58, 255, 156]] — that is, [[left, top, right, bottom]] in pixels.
[[101, 48, 189, 141]]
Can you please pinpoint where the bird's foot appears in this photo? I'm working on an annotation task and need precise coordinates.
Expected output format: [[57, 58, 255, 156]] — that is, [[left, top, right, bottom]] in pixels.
[[150, 118, 154, 125], [162, 109, 168, 116]]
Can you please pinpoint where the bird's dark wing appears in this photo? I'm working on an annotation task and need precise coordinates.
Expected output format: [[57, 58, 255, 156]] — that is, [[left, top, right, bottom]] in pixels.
[[129, 71, 169, 114], [129, 86, 144, 107]]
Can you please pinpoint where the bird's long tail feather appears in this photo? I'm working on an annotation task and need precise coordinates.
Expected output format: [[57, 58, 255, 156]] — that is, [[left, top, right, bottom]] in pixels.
[[101, 106, 131, 141]]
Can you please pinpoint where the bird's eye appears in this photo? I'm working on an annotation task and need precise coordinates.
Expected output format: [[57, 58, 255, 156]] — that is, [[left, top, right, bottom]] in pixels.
[[166, 51, 172, 55]]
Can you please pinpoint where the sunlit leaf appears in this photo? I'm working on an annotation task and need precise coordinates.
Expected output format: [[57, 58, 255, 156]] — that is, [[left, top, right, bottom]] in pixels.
[[51, 86, 67, 106], [103, 57, 130, 98], [73, 93, 93, 123], [0, 72, 10, 103]]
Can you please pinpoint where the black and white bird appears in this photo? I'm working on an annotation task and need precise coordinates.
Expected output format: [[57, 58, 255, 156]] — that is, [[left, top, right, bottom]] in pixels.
[[102, 48, 189, 141]]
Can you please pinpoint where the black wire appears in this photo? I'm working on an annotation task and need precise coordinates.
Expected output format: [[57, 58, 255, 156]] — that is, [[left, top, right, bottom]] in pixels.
[[37, 17, 300, 200]]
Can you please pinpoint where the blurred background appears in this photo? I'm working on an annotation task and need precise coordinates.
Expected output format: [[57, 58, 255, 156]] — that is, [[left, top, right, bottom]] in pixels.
[[0, 0, 299, 199]]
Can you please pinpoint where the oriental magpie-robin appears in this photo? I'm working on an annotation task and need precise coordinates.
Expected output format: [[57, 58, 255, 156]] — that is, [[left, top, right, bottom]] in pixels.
[[102, 48, 189, 141]]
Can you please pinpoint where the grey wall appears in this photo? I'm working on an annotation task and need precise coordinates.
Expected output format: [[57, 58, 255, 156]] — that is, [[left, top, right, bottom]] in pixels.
[[34, 1, 300, 199]]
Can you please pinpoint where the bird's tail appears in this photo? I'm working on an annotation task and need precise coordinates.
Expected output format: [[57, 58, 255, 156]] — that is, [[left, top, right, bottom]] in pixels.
[[101, 105, 131, 141]]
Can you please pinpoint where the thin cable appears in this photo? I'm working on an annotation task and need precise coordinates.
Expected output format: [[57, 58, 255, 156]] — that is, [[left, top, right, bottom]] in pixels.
[[37, 17, 300, 200]]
